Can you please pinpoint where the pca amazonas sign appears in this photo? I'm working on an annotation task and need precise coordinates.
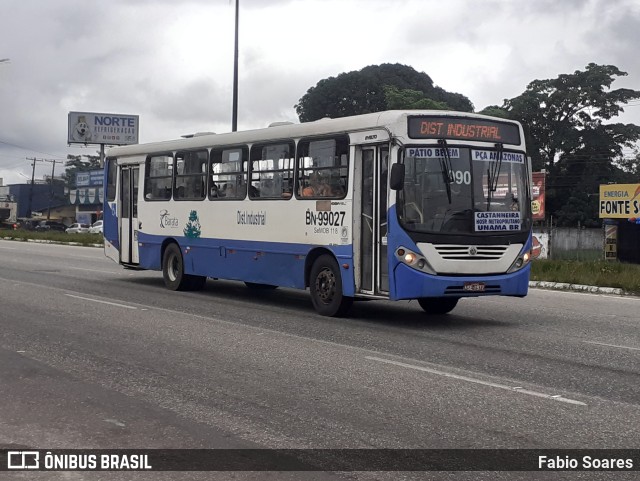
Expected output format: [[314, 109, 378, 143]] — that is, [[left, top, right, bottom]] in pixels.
[[599, 184, 640, 218]]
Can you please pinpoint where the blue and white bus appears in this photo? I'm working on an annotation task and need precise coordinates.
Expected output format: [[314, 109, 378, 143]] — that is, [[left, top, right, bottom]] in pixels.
[[104, 110, 532, 316]]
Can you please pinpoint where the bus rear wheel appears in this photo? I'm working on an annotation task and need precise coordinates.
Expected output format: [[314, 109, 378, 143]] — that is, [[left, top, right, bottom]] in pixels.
[[417, 297, 459, 315], [162, 243, 206, 291], [309, 255, 353, 317]]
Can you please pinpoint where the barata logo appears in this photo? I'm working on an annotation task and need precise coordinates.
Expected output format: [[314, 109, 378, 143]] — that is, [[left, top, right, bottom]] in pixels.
[[8, 451, 39, 469], [159, 210, 179, 228]]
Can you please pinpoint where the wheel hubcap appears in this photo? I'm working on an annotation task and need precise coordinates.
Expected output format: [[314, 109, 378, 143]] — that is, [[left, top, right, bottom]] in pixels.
[[315, 268, 335, 304], [169, 254, 179, 281]]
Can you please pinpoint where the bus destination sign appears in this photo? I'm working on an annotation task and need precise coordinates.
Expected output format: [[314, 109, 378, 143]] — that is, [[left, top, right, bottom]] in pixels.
[[408, 116, 521, 144]]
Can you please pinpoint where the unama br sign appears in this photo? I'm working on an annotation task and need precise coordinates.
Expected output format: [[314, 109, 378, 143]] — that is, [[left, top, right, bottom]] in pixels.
[[68, 111, 139, 145]]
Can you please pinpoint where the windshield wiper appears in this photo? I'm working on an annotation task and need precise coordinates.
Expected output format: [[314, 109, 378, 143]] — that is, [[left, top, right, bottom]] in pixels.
[[438, 139, 453, 204], [486, 142, 504, 211]]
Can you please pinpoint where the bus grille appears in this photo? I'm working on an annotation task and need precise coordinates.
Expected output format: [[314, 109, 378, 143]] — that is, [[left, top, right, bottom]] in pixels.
[[434, 245, 508, 260]]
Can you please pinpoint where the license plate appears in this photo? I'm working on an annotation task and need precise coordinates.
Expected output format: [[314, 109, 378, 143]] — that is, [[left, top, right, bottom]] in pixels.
[[463, 282, 485, 292]]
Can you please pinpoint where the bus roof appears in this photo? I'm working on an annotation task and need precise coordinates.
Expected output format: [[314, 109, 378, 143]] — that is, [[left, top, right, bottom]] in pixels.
[[106, 110, 522, 157]]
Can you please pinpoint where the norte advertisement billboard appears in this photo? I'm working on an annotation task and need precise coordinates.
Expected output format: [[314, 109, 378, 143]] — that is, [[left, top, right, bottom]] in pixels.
[[598, 183, 640, 218], [68, 111, 139, 145]]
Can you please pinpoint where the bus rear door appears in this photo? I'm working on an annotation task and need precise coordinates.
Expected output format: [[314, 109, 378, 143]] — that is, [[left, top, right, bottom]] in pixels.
[[120, 165, 140, 265]]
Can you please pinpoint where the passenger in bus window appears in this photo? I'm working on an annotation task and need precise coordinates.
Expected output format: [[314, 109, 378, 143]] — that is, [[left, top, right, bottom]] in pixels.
[[331, 183, 345, 197], [223, 183, 236, 198], [309, 173, 331, 197], [210, 182, 220, 197], [301, 179, 315, 197]]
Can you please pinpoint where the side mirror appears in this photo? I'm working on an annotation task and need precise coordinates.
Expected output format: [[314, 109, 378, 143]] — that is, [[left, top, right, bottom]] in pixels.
[[389, 164, 405, 190]]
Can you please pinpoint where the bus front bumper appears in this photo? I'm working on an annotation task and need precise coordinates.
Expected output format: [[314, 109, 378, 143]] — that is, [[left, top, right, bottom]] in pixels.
[[391, 263, 530, 300]]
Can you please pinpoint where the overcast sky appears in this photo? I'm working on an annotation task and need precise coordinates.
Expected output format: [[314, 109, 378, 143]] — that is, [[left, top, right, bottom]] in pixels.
[[1, 0, 639, 185]]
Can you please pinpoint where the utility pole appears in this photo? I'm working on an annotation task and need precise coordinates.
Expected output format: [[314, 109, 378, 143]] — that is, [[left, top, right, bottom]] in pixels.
[[231, 0, 239, 132], [45, 159, 64, 220], [26, 157, 41, 219]]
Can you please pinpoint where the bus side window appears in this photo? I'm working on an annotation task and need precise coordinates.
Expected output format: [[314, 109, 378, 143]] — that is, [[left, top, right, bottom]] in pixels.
[[249, 141, 294, 200], [210, 146, 248, 200], [145, 154, 173, 201], [296, 135, 349, 199], [175, 150, 207, 201]]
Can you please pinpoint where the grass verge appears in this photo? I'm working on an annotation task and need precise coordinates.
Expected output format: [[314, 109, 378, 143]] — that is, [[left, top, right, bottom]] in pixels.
[[531, 259, 640, 295], [0, 230, 103, 246]]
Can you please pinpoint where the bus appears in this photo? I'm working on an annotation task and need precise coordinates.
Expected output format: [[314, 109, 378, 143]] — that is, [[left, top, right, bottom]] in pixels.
[[103, 110, 532, 317]]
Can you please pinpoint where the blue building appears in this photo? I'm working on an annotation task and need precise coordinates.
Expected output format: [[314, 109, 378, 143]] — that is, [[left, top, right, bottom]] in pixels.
[[3, 183, 67, 219]]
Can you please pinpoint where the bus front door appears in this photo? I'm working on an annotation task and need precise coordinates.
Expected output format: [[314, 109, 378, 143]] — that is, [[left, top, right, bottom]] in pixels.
[[359, 145, 389, 295], [120, 165, 140, 265]]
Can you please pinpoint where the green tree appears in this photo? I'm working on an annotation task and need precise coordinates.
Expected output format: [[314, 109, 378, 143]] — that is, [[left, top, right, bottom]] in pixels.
[[384, 86, 449, 110], [478, 105, 510, 119], [617, 148, 640, 180], [499, 63, 640, 226], [64, 153, 100, 188], [295, 63, 473, 122]]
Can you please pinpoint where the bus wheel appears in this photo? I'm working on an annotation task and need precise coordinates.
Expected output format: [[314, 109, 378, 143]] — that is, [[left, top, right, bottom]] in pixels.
[[310, 255, 353, 317], [162, 243, 206, 291], [417, 297, 459, 315], [244, 282, 278, 290]]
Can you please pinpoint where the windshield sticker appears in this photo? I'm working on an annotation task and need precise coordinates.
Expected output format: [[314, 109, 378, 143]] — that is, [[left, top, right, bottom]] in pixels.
[[472, 150, 525, 163], [407, 147, 460, 159], [474, 212, 521, 231]]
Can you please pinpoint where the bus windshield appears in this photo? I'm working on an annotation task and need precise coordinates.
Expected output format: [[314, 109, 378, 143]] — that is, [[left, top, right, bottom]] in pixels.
[[398, 146, 531, 235]]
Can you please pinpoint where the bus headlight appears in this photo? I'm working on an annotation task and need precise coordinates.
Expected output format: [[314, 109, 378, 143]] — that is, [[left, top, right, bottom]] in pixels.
[[395, 247, 436, 275], [507, 249, 531, 273], [404, 252, 416, 264]]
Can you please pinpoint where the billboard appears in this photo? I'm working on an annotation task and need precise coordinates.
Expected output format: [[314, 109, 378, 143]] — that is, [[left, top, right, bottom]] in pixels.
[[68, 111, 139, 145], [531, 172, 546, 221], [76, 170, 104, 187], [599, 183, 640, 218]]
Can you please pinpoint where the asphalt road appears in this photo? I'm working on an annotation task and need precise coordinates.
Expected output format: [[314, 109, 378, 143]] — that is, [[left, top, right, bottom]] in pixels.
[[1, 240, 639, 481]]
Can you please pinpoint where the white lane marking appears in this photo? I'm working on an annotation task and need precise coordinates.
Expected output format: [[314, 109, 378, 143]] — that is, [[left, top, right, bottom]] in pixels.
[[584, 341, 640, 352], [0, 276, 607, 408], [365, 356, 586, 406], [104, 419, 126, 427], [65, 294, 137, 310], [66, 266, 121, 274]]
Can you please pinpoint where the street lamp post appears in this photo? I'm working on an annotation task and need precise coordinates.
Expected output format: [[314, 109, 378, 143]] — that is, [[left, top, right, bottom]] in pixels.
[[232, 1, 239, 132]]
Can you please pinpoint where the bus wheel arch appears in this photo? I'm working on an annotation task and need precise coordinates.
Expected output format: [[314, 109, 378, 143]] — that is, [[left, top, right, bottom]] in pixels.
[[161, 240, 206, 291], [308, 252, 353, 317], [304, 248, 333, 289]]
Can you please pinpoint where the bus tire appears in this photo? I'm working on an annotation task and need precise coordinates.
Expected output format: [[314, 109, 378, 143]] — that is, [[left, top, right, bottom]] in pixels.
[[245, 282, 278, 290], [417, 297, 459, 315], [309, 254, 353, 317], [162, 243, 206, 291]]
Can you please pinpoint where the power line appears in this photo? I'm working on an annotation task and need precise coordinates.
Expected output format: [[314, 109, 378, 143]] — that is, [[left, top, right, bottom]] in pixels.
[[0, 139, 67, 160]]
